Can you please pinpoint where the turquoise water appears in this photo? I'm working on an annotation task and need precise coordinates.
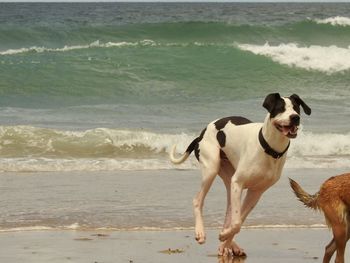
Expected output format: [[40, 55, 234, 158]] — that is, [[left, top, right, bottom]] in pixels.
[[0, 3, 350, 171], [1, 3, 350, 108]]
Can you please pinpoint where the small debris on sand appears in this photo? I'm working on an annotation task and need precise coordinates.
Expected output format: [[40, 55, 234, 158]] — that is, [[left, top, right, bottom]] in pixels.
[[159, 248, 184, 254], [91, 233, 109, 237], [74, 237, 93, 241]]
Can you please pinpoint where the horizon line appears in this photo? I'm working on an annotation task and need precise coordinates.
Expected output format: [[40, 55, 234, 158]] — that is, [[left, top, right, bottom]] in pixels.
[[1, 0, 350, 2]]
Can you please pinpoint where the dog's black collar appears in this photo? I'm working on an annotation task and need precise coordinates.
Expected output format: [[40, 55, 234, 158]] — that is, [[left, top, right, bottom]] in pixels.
[[258, 128, 290, 159]]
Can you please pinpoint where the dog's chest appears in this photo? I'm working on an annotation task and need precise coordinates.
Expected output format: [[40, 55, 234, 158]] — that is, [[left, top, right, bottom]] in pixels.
[[243, 167, 281, 189], [239, 157, 285, 189]]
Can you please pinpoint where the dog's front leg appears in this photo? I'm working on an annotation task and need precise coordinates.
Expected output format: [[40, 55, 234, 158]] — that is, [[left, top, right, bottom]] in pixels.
[[219, 181, 243, 242], [218, 189, 263, 256], [240, 189, 264, 223]]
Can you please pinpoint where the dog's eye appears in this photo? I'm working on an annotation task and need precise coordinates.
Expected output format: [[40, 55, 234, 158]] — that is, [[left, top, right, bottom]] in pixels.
[[290, 99, 301, 114], [293, 105, 301, 114], [270, 100, 285, 118]]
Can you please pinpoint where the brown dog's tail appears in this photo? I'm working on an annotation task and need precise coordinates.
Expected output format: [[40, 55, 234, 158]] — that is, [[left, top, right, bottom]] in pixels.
[[289, 178, 320, 210]]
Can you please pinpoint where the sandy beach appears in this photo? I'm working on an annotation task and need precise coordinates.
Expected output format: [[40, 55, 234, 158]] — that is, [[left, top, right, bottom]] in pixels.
[[1, 168, 349, 263], [1, 228, 349, 263], [1, 169, 349, 263]]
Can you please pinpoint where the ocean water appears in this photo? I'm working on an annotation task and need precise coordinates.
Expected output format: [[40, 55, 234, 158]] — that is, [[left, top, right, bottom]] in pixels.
[[1, 3, 350, 232]]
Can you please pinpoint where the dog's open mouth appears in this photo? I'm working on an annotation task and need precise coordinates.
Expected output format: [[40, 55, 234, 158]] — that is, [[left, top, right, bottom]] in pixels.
[[275, 123, 299, 138]]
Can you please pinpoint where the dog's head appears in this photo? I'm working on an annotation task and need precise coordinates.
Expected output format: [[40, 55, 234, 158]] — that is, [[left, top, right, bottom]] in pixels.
[[263, 93, 311, 138]]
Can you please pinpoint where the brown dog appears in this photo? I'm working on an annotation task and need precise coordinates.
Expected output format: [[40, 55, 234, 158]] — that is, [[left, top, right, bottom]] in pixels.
[[289, 173, 350, 263]]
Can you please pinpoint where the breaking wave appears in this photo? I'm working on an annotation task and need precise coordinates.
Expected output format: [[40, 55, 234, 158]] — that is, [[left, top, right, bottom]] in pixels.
[[1, 126, 350, 172], [0, 126, 194, 158], [314, 16, 350, 27], [237, 42, 350, 74]]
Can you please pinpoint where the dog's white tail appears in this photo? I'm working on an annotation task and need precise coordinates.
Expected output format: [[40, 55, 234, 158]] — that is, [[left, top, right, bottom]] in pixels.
[[169, 144, 190, 164]]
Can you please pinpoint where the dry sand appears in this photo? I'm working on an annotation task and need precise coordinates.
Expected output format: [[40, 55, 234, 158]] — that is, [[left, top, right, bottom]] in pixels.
[[1, 228, 348, 263]]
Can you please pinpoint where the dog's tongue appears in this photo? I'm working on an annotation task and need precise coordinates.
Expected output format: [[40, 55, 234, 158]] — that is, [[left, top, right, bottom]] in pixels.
[[282, 125, 298, 136]]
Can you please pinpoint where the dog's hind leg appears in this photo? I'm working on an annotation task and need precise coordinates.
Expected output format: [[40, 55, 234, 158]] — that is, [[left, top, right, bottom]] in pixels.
[[323, 238, 336, 263], [322, 223, 350, 263], [332, 223, 347, 263], [193, 167, 217, 244], [217, 174, 232, 256], [218, 161, 234, 233], [193, 154, 220, 244], [323, 204, 347, 263]]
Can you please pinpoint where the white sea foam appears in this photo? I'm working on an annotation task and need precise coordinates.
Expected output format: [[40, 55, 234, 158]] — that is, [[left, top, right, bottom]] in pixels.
[[0, 126, 199, 171], [0, 42, 97, 55], [0, 157, 197, 172], [243, 224, 326, 229], [1, 126, 350, 172], [237, 42, 350, 74], [0, 40, 220, 56], [0, 126, 196, 159], [0, 223, 82, 233], [0, 40, 158, 56], [0, 226, 54, 233], [285, 131, 350, 169], [290, 131, 350, 156], [314, 16, 350, 27]]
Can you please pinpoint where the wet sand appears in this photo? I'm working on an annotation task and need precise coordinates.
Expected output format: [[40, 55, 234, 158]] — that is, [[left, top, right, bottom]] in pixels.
[[1, 228, 348, 263], [2, 168, 347, 231]]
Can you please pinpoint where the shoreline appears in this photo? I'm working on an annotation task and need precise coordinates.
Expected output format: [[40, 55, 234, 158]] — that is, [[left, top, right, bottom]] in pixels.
[[0, 228, 345, 263], [0, 223, 329, 233], [2, 168, 347, 232]]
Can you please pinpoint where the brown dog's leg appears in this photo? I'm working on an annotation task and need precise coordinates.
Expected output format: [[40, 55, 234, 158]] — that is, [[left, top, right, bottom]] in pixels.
[[323, 238, 336, 263], [323, 204, 347, 263], [332, 223, 347, 263], [324, 222, 350, 263]]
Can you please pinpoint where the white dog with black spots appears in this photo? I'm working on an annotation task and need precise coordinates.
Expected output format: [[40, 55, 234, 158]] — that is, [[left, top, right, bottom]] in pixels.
[[170, 93, 311, 257]]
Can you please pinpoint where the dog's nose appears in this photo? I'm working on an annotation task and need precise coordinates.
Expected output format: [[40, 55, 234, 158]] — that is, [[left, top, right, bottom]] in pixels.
[[290, 114, 300, 125]]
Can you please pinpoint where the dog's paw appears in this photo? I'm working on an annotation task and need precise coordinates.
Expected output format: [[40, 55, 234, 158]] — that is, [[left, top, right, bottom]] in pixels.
[[218, 246, 232, 257], [218, 240, 246, 258], [218, 255, 246, 263], [232, 245, 246, 258], [195, 229, 206, 244]]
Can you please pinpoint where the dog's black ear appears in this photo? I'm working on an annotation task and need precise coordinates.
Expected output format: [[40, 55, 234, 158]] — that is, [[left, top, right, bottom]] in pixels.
[[290, 94, 311, 115], [263, 93, 281, 113]]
